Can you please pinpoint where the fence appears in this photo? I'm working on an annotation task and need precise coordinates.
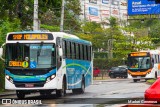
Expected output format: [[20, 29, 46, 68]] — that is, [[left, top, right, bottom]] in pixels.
[[93, 69, 109, 80]]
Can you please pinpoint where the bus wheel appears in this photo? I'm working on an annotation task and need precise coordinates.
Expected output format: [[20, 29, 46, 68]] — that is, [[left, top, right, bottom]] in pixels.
[[133, 79, 137, 82], [124, 76, 128, 78], [16, 91, 25, 99], [79, 78, 85, 94], [155, 72, 157, 79], [56, 79, 66, 97], [72, 78, 85, 94]]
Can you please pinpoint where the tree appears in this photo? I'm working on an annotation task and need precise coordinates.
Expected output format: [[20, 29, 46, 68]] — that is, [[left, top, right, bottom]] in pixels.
[[0, 0, 82, 31], [149, 21, 160, 45], [78, 21, 105, 51], [0, 19, 21, 45]]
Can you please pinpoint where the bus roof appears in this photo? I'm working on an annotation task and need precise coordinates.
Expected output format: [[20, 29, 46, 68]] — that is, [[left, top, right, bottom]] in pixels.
[[7, 31, 79, 39], [129, 50, 160, 55], [6, 31, 91, 45]]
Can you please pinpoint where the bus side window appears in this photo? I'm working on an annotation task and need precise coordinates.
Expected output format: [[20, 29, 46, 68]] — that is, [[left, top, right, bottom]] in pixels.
[[80, 44, 83, 60], [71, 42, 75, 59], [62, 40, 66, 58], [67, 41, 71, 58], [156, 54, 159, 63], [87, 45, 91, 61], [76, 43, 79, 59], [84, 45, 87, 60]]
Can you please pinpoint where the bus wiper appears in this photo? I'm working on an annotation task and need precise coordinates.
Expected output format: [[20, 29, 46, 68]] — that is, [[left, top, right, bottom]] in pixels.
[[37, 41, 43, 63], [140, 57, 145, 68], [37, 41, 43, 57]]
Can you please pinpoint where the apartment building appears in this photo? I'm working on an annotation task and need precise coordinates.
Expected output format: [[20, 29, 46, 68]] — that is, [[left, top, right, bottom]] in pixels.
[[80, 0, 128, 23]]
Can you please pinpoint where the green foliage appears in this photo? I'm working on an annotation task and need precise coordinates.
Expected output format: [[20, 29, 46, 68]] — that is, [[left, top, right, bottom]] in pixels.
[[94, 58, 124, 69], [0, 61, 5, 91], [109, 17, 117, 28], [127, 17, 160, 45], [147, 79, 157, 85], [0, 19, 21, 45], [78, 22, 105, 50], [40, 24, 60, 31], [0, 0, 81, 31], [94, 52, 108, 58], [149, 21, 160, 44]]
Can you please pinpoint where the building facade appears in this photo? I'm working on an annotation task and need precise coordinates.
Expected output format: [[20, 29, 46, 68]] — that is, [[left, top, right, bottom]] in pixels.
[[80, 0, 128, 23]]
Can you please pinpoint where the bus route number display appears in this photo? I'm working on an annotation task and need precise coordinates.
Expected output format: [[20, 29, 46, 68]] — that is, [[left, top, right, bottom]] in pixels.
[[130, 52, 147, 56], [7, 33, 53, 40]]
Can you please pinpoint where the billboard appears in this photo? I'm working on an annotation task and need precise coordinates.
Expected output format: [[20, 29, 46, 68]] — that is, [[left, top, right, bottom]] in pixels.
[[128, 0, 160, 15], [102, 0, 109, 4]]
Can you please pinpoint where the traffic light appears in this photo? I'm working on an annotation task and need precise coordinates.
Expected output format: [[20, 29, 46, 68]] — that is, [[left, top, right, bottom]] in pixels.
[[155, 0, 160, 4]]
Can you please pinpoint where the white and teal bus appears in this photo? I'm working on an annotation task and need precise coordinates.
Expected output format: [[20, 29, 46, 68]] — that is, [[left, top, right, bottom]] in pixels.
[[0, 31, 93, 99]]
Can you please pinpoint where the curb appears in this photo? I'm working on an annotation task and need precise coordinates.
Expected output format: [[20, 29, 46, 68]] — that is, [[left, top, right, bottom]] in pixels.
[[0, 91, 16, 97]]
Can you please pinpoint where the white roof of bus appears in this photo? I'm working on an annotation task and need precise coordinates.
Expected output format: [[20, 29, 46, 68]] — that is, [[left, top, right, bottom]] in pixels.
[[140, 50, 160, 54], [52, 32, 80, 39]]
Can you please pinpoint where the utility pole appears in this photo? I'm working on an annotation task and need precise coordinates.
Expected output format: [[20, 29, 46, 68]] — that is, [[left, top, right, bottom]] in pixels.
[[33, 0, 39, 31], [60, 0, 65, 32]]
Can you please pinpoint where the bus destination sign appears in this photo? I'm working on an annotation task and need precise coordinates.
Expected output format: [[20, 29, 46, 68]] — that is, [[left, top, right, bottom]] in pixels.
[[130, 52, 147, 56], [8, 33, 53, 40]]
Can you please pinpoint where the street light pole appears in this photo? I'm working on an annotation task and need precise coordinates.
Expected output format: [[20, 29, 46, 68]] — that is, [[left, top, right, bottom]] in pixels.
[[60, 0, 65, 32], [33, 0, 39, 31]]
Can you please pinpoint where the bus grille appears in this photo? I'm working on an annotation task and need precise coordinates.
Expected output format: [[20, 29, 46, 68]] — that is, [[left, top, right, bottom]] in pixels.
[[132, 75, 146, 77], [6, 68, 52, 76], [14, 82, 45, 88]]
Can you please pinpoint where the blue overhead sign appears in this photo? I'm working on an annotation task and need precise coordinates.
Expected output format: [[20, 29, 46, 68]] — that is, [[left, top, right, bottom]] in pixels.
[[128, 0, 160, 15]]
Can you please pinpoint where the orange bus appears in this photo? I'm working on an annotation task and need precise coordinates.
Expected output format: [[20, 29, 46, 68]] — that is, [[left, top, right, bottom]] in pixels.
[[127, 50, 160, 82]]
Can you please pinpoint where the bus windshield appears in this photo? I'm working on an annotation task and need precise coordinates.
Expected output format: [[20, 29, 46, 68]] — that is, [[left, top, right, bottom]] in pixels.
[[128, 56, 151, 69], [6, 43, 56, 69]]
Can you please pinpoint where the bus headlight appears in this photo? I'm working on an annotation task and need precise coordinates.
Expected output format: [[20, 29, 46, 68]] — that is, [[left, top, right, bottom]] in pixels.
[[6, 75, 13, 83], [46, 74, 56, 83], [51, 75, 56, 79], [6, 75, 10, 80]]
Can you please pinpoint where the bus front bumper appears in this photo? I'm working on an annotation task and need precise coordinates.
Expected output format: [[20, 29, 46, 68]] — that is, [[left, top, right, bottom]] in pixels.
[[5, 77, 57, 90]]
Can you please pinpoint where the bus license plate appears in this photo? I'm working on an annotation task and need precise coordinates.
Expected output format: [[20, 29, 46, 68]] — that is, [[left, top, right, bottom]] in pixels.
[[25, 84, 34, 88], [137, 76, 141, 78]]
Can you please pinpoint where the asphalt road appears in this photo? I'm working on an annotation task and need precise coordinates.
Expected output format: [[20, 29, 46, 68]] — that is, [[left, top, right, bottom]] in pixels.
[[0, 78, 151, 107]]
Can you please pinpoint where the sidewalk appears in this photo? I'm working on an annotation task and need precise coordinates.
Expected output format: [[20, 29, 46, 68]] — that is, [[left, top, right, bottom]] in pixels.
[[0, 90, 16, 97]]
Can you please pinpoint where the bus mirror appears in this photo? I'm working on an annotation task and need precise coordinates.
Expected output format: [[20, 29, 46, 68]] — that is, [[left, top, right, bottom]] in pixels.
[[0, 48, 3, 57], [0, 48, 4, 61], [58, 48, 63, 57]]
